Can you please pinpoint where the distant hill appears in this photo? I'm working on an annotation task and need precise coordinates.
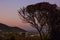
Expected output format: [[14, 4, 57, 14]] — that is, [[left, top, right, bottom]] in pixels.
[[0, 23, 26, 32]]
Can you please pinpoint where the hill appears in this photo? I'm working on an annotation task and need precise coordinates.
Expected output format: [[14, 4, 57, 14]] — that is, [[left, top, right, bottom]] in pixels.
[[0, 23, 26, 32]]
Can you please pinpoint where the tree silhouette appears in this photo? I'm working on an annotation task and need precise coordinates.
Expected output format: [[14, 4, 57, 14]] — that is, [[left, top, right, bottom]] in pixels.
[[48, 6, 60, 40], [18, 2, 60, 40]]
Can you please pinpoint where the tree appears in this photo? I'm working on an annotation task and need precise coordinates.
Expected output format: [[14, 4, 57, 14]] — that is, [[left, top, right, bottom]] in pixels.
[[48, 7, 60, 40], [18, 2, 60, 40]]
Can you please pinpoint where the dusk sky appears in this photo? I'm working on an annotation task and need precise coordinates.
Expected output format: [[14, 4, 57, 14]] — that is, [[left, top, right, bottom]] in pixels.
[[0, 0, 60, 30]]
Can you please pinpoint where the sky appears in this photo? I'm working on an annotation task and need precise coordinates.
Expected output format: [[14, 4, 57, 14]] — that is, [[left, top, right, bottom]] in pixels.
[[0, 0, 60, 30]]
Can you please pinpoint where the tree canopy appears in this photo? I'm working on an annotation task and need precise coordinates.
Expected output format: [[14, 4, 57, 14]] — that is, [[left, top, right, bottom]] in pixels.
[[18, 2, 60, 40]]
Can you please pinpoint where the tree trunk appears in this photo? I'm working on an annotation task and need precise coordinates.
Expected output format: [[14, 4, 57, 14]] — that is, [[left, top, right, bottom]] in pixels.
[[38, 31, 43, 40]]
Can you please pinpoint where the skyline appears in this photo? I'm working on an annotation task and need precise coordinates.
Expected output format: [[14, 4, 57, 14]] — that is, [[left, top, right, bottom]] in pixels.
[[0, 0, 60, 30]]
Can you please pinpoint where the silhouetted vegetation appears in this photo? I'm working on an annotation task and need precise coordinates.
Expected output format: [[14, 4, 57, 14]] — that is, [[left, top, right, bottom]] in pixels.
[[18, 2, 60, 40], [0, 2, 60, 40], [0, 31, 42, 40]]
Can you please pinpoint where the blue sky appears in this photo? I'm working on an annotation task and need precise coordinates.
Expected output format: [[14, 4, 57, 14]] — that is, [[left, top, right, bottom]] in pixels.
[[0, 0, 60, 30]]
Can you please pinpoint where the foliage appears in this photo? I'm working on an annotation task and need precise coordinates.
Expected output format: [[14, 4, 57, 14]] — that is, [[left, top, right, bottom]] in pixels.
[[18, 2, 60, 40], [0, 32, 45, 40]]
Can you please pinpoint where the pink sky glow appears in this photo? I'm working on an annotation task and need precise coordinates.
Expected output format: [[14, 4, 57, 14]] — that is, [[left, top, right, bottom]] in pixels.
[[0, 0, 60, 30]]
